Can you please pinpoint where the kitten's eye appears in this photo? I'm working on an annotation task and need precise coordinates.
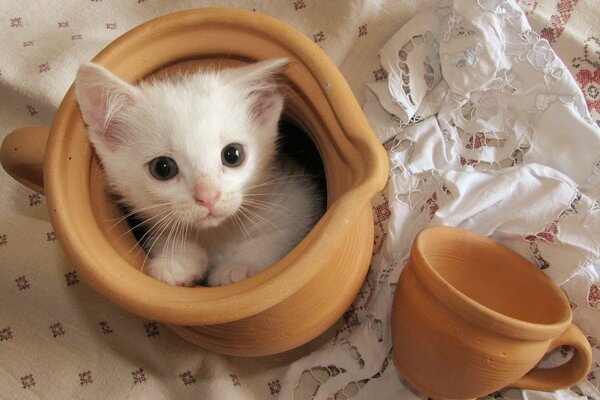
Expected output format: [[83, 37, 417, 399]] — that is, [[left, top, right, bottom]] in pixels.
[[221, 143, 245, 168], [148, 157, 178, 180]]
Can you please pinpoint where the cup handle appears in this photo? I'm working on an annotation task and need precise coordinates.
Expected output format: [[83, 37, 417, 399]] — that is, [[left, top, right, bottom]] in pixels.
[[0, 126, 49, 195], [511, 324, 593, 391]]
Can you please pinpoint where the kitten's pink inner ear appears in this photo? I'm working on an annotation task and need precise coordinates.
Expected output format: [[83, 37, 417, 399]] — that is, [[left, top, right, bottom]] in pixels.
[[75, 63, 137, 150], [77, 88, 121, 150], [252, 91, 283, 125], [231, 59, 288, 126], [81, 90, 109, 129]]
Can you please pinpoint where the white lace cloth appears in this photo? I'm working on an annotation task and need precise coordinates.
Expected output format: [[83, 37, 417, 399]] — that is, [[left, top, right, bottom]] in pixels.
[[281, 1, 600, 399]]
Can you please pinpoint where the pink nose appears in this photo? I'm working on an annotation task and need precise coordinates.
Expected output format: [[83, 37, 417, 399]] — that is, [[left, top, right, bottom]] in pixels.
[[194, 185, 220, 210]]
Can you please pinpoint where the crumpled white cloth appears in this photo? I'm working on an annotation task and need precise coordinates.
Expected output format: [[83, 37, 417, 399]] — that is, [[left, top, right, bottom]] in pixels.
[[280, 1, 600, 399]]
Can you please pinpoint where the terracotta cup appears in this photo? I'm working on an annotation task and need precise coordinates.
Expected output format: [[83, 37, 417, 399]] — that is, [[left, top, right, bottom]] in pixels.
[[392, 226, 592, 399], [0, 8, 388, 356]]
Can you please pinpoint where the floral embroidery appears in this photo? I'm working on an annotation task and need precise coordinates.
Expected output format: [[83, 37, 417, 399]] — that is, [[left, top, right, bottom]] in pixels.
[[99, 321, 113, 334], [10, 17, 23, 28], [359, 25, 368, 37], [15, 275, 30, 290], [65, 271, 79, 287], [372, 67, 387, 82], [293, 0, 305, 11], [79, 370, 93, 385], [29, 193, 42, 206], [0, 327, 13, 341], [25, 105, 38, 116], [312, 31, 325, 43], [230, 374, 241, 387], [445, 43, 482, 69], [21, 374, 35, 389], [132, 368, 147, 384], [589, 284, 600, 308], [179, 371, 196, 385], [38, 62, 51, 73], [572, 37, 600, 69], [268, 379, 281, 395], [540, 0, 580, 43], [576, 68, 600, 114], [294, 365, 347, 398], [460, 93, 498, 121], [144, 322, 160, 337], [444, 13, 477, 42], [50, 322, 65, 337]]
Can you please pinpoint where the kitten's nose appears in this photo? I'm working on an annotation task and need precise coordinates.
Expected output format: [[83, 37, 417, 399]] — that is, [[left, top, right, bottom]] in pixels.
[[193, 184, 220, 210]]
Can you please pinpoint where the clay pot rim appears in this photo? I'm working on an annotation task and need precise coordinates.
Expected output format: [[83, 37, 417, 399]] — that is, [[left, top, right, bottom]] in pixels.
[[43, 8, 388, 326], [411, 226, 572, 340]]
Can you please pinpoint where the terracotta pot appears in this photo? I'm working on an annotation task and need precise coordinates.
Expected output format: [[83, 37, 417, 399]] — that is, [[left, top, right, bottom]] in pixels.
[[0, 8, 388, 356], [392, 226, 593, 399]]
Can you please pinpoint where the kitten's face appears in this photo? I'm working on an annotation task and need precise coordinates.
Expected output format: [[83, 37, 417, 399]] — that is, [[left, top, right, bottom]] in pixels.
[[75, 60, 287, 229]]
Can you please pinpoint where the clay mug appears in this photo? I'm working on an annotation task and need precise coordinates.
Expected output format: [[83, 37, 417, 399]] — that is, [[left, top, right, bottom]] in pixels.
[[392, 226, 592, 399], [0, 8, 388, 357]]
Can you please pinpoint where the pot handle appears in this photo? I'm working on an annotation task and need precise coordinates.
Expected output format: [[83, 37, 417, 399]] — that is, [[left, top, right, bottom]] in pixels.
[[511, 324, 592, 391], [0, 126, 49, 195]]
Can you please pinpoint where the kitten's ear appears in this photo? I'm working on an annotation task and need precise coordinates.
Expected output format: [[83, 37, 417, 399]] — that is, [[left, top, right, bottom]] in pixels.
[[229, 58, 289, 126], [75, 63, 139, 149]]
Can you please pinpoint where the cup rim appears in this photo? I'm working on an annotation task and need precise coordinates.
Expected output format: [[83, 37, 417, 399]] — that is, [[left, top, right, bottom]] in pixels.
[[43, 8, 388, 325], [410, 226, 572, 340]]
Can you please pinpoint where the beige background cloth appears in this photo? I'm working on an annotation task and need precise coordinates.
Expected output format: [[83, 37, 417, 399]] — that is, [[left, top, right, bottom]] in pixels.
[[1, 1, 599, 399]]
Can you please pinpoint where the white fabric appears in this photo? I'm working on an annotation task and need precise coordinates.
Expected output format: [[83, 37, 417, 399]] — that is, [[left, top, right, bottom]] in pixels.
[[358, 1, 600, 399]]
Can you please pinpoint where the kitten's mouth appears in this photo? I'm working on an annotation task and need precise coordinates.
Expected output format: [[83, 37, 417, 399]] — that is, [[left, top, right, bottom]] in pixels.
[[197, 210, 226, 227]]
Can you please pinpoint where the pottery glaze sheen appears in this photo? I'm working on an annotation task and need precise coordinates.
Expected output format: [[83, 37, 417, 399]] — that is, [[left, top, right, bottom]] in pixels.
[[0, 9, 388, 356], [392, 226, 592, 399]]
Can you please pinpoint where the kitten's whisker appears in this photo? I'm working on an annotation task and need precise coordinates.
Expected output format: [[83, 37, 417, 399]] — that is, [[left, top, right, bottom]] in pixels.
[[244, 197, 307, 215], [244, 192, 295, 198], [243, 198, 300, 217], [240, 205, 292, 245], [181, 221, 191, 258], [177, 220, 185, 258], [108, 202, 174, 226], [242, 202, 312, 232], [140, 211, 177, 273], [229, 213, 246, 240], [171, 221, 181, 270], [127, 209, 175, 254], [106, 201, 176, 228], [134, 215, 171, 261], [237, 207, 265, 237], [165, 217, 183, 270], [245, 174, 314, 190], [143, 215, 176, 277], [112, 208, 173, 245], [231, 212, 252, 240], [172, 219, 186, 269]]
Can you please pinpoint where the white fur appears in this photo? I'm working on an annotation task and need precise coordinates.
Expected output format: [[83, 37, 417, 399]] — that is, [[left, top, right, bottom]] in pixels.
[[75, 60, 323, 286]]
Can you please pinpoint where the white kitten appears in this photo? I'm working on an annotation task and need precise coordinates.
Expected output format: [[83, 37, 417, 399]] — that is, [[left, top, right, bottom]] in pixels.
[[75, 59, 323, 287]]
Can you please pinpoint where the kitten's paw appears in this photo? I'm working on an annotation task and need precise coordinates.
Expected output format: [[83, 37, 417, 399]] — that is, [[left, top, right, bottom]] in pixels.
[[206, 262, 259, 287], [145, 246, 208, 287]]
